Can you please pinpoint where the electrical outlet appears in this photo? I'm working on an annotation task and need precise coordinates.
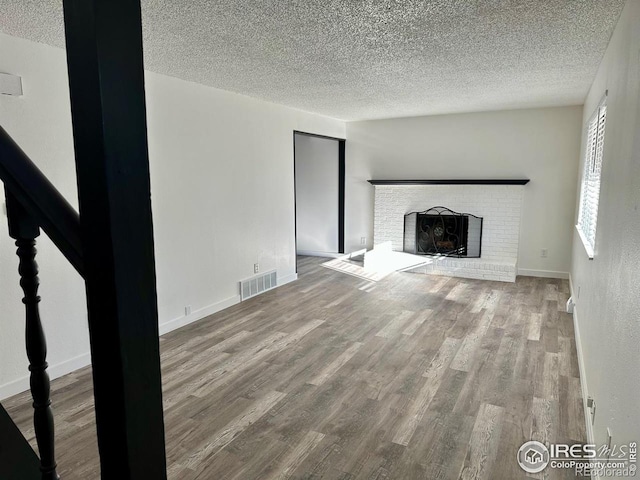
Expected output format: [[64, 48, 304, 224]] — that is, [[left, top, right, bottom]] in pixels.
[[541, 248, 548, 258], [185, 305, 192, 316], [254, 263, 260, 274], [360, 237, 366, 245]]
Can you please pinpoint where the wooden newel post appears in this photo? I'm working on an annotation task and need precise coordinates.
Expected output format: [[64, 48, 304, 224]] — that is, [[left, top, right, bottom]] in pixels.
[[5, 191, 59, 480]]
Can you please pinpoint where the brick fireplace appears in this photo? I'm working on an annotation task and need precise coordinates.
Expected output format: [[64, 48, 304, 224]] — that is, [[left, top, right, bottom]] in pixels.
[[370, 181, 528, 282]]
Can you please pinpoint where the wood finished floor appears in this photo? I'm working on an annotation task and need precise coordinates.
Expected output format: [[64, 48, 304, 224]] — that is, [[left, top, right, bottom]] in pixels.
[[4, 255, 586, 479]]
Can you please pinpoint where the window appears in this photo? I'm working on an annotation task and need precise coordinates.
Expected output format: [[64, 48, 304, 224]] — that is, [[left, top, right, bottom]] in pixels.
[[577, 95, 607, 258]]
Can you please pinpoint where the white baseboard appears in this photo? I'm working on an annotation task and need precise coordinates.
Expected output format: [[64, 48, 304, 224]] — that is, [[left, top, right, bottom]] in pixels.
[[569, 276, 593, 438], [297, 250, 343, 258], [1, 273, 299, 402], [158, 294, 241, 336], [570, 274, 596, 479], [572, 305, 598, 479], [2, 296, 242, 400], [569, 275, 597, 479], [572, 305, 594, 443], [279, 273, 298, 285], [517, 268, 570, 279], [138, 272, 299, 337], [0, 352, 91, 401], [569, 274, 575, 299], [568, 278, 593, 442]]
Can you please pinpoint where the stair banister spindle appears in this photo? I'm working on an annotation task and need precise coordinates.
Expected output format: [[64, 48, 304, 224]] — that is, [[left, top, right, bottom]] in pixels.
[[5, 191, 59, 480]]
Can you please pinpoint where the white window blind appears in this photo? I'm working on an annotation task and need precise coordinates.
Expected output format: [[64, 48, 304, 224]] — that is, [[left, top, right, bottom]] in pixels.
[[577, 96, 607, 258]]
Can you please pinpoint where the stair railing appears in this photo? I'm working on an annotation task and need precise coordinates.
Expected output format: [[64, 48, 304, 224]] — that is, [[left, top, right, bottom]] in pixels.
[[1, 127, 83, 479]]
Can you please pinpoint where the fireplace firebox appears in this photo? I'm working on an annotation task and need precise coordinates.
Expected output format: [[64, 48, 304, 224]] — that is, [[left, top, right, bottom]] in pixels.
[[403, 206, 483, 258]]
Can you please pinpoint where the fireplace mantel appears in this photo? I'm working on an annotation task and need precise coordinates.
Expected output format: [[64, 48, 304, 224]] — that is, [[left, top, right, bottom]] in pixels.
[[367, 179, 530, 185]]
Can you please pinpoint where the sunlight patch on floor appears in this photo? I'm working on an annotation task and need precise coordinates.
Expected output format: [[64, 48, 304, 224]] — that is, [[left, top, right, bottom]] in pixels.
[[322, 243, 432, 282]]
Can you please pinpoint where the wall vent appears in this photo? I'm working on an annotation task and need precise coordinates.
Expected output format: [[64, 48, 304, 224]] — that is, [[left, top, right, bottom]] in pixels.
[[240, 270, 277, 301]]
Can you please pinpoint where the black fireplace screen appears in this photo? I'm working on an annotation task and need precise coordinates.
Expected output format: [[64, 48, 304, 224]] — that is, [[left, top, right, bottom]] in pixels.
[[403, 206, 483, 258]]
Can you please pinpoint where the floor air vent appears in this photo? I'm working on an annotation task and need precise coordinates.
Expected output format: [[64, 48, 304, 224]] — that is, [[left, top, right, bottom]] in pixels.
[[240, 270, 277, 301]]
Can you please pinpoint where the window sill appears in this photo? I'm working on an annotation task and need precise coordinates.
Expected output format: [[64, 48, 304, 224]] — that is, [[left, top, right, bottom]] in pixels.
[[575, 225, 595, 260]]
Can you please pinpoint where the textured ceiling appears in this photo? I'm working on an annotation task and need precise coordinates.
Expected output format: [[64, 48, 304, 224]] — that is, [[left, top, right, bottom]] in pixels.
[[0, 0, 626, 120]]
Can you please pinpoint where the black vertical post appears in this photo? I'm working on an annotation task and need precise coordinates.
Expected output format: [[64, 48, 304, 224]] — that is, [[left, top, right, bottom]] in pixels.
[[5, 192, 59, 480], [60, 0, 167, 478], [292, 132, 298, 273], [338, 140, 345, 254]]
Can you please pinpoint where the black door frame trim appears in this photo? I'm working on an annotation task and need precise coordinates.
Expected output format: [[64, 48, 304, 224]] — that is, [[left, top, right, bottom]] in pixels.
[[293, 131, 346, 273]]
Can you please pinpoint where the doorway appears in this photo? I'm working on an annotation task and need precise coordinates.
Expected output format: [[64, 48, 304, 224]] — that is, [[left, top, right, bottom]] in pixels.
[[293, 131, 345, 269]]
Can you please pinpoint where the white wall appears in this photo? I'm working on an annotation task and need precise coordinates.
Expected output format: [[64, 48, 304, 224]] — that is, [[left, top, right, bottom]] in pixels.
[[0, 32, 344, 399], [294, 134, 339, 254], [0, 33, 90, 398], [570, 0, 640, 446], [346, 106, 583, 277]]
